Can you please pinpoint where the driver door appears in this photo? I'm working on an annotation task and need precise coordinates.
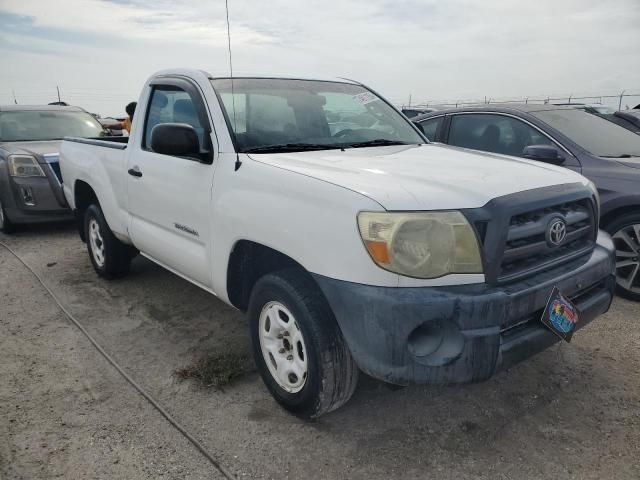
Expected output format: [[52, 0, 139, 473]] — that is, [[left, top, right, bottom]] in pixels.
[[127, 78, 215, 288]]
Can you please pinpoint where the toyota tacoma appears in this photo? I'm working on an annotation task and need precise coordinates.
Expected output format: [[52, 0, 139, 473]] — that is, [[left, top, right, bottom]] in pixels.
[[59, 69, 615, 418]]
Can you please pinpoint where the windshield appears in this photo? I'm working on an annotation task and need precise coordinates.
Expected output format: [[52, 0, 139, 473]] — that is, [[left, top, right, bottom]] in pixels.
[[211, 78, 424, 152], [0, 110, 106, 142], [533, 109, 640, 157]]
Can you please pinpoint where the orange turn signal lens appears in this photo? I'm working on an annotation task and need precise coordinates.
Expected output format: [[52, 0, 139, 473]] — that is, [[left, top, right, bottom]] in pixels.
[[365, 240, 390, 264]]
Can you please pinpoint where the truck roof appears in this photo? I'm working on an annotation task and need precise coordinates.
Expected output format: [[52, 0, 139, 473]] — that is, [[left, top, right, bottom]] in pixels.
[[0, 105, 86, 112], [151, 68, 361, 85]]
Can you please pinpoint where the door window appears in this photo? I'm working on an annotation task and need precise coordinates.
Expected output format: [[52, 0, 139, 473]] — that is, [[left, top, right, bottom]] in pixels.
[[144, 86, 206, 150], [419, 117, 443, 142], [448, 114, 554, 157]]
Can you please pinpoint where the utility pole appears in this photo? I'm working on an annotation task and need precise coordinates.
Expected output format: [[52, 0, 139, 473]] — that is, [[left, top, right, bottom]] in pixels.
[[12, 90, 17, 104], [619, 90, 625, 110], [57, 86, 61, 103], [408, 94, 412, 107]]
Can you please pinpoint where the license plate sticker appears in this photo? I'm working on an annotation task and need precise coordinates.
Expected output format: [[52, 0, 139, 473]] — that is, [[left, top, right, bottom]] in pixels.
[[540, 286, 580, 343]]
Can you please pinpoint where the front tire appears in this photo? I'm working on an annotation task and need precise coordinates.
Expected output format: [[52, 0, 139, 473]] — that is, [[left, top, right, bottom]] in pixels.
[[84, 204, 135, 279], [0, 198, 16, 234], [248, 269, 359, 418], [605, 212, 640, 301]]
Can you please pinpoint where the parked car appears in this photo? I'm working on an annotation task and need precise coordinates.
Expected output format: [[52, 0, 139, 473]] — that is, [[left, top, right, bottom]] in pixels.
[[554, 103, 640, 134], [414, 105, 640, 300], [60, 69, 614, 417], [0, 105, 108, 233]]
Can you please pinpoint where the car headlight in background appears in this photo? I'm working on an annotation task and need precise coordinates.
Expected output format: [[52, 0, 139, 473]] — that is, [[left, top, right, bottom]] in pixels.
[[8, 155, 46, 177], [586, 180, 600, 226], [357, 211, 483, 278]]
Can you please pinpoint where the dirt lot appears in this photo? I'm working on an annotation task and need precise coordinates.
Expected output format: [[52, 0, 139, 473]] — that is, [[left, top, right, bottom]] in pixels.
[[1, 223, 639, 479]]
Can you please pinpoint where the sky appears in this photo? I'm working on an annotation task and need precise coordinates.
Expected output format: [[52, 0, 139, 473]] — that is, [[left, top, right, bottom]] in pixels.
[[0, 0, 639, 117]]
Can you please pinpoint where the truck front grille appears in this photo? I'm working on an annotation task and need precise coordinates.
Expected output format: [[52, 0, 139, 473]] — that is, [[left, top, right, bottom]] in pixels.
[[498, 199, 595, 281]]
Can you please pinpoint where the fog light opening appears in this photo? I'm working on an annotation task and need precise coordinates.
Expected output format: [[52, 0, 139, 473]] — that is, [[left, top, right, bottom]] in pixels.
[[407, 320, 465, 367], [20, 186, 35, 206]]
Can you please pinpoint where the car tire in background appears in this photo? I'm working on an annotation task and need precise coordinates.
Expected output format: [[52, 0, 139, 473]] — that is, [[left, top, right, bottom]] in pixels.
[[605, 212, 640, 301], [0, 198, 16, 234], [248, 269, 359, 418], [84, 204, 136, 279]]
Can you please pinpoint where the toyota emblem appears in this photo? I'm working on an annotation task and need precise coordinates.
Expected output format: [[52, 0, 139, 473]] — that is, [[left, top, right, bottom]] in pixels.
[[547, 218, 567, 247]]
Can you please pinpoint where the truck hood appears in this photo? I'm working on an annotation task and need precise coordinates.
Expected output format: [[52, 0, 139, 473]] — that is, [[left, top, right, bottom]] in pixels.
[[0, 140, 61, 163], [249, 144, 588, 210]]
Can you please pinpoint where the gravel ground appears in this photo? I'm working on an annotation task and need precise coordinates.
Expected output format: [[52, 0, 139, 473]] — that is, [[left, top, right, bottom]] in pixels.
[[1, 223, 639, 479]]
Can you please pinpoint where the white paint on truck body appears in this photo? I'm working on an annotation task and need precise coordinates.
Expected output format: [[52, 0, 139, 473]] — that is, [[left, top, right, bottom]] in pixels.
[[60, 68, 592, 305]]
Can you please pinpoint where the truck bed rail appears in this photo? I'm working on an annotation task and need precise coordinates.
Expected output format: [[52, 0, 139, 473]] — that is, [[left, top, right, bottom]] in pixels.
[[64, 136, 128, 150]]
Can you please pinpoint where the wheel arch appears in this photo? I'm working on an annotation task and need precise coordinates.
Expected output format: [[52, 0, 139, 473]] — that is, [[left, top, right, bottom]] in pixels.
[[74, 180, 100, 242], [226, 240, 314, 312], [600, 203, 640, 232]]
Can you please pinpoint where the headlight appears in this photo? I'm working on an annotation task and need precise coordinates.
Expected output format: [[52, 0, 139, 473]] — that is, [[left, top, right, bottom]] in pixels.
[[8, 155, 45, 177], [586, 180, 600, 227], [357, 211, 483, 279]]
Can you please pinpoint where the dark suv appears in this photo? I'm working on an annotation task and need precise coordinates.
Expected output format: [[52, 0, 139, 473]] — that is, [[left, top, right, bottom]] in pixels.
[[415, 105, 640, 300], [0, 105, 108, 233]]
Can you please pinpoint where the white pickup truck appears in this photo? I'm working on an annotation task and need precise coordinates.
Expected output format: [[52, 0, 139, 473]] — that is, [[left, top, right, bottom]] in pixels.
[[60, 69, 615, 418]]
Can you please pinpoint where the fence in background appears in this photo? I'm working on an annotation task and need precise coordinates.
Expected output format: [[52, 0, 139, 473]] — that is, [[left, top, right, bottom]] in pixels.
[[401, 91, 640, 111]]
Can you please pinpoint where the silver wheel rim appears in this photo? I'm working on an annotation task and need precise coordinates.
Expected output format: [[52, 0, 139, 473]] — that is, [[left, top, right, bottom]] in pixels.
[[612, 223, 640, 294], [258, 301, 308, 393], [88, 218, 106, 268]]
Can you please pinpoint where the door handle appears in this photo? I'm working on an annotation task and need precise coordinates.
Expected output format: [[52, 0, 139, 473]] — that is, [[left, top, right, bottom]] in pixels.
[[128, 167, 143, 178]]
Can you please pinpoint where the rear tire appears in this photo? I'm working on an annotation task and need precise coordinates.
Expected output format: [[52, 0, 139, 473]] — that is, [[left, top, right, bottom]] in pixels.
[[605, 212, 640, 301], [248, 269, 359, 418], [0, 198, 16, 234], [84, 204, 135, 279]]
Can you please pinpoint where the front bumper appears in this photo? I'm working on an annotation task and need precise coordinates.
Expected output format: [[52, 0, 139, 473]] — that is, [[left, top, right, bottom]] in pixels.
[[1, 175, 72, 224], [313, 231, 616, 385]]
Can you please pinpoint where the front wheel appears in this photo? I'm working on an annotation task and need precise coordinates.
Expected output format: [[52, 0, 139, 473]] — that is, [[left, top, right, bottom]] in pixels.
[[248, 269, 359, 418], [84, 204, 136, 279], [606, 212, 640, 301]]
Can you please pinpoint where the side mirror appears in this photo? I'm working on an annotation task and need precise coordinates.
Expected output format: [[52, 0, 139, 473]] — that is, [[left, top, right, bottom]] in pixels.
[[150, 123, 203, 160], [413, 121, 425, 134], [522, 145, 565, 165]]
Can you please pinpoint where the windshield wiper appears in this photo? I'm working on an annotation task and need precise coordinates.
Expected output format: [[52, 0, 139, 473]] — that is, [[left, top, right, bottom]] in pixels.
[[343, 139, 413, 149], [242, 143, 342, 153], [601, 154, 639, 158]]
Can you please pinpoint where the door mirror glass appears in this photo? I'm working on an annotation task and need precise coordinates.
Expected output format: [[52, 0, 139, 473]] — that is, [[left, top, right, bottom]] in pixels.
[[150, 123, 202, 160], [522, 144, 565, 164]]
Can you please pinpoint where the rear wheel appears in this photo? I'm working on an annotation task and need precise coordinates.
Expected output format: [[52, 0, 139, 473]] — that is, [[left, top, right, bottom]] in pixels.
[[606, 212, 640, 301], [84, 204, 135, 279], [248, 269, 359, 418], [0, 198, 16, 234]]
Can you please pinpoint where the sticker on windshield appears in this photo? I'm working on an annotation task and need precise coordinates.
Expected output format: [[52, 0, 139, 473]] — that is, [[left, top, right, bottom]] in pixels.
[[353, 92, 378, 105]]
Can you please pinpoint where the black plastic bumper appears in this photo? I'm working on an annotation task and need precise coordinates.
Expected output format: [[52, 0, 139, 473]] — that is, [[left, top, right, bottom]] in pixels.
[[313, 232, 616, 385], [2, 176, 72, 224]]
